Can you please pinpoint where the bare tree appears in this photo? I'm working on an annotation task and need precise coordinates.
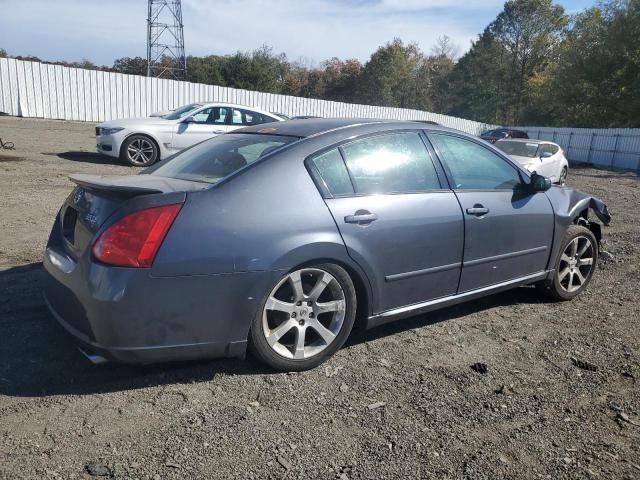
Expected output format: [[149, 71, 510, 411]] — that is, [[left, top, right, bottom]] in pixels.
[[431, 35, 460, 60]]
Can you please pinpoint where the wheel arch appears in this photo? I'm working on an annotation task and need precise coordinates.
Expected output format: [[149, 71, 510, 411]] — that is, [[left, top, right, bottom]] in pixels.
[[280, 257, 373, 331], [119, 132, 162, 162]]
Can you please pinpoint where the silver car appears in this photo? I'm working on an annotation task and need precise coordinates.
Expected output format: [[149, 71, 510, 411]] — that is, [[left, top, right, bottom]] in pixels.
[[95, 102, 283, 166]]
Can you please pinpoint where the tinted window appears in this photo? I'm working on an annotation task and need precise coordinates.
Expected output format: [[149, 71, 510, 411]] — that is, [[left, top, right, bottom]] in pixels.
[[340, 132, 440, 194], [512, 130, 529, 139], [311, 149, 354, 196], [190, 106, 229, 125], [430, 134, 521, 190], [232, 108, 273, 126], [150, 133, 297, 184]]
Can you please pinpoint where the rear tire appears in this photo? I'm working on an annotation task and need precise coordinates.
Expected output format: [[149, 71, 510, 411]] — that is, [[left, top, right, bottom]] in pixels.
[[558, 166, 568, 185], [249, 263, 357, 371], [540, 225, 598, 301], [121, 135, 159, 167]]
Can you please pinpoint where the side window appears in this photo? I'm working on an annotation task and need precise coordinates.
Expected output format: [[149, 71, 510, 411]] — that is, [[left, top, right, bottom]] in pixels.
[[210, 107, 229, 125], [231, 109, 243, 125], [192, 107, 228, 124], [241, 109, 271, 126], [191, 107, 213, 123], [311, 149, 354, 196], [340, 132, 441, 194], [544, 144, 559, 155], [429, 134, 521, 190]]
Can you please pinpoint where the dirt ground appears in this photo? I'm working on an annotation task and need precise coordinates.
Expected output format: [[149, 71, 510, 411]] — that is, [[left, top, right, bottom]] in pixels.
[[0, 116, 638, 480]]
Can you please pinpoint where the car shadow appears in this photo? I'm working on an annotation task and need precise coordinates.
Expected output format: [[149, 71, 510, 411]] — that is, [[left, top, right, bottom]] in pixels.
[[42, 151, 124, 166], [0, 262, 553, 398]]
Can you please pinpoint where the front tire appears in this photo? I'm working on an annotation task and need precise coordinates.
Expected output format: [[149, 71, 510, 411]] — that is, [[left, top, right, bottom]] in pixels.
[[121, 135, 159, 167], [542, 225, 598, 300], [249, 263, 357, 371]]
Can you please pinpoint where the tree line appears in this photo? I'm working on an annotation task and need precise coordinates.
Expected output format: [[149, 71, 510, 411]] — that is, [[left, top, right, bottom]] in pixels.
[[2, 0, 638, 128]]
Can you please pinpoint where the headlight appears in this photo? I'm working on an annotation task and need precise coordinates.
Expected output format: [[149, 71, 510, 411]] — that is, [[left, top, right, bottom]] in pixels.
[[98, 127, 124, 136]]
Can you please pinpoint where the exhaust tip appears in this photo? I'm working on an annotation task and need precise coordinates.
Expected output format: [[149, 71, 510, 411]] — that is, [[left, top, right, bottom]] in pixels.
[[78, 347, 109, 365]]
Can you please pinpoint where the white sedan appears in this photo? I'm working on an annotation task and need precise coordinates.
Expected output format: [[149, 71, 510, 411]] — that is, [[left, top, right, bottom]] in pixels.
[[495, 139, 569, 184], [95, 102, 284, 166]]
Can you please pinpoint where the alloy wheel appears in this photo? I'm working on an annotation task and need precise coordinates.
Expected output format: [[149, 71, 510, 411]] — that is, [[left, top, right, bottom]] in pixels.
[[127, 138, 155, 165], [262, 268, 346, 360], [559, 167, 567, 185], [557, 235, 595, 293]]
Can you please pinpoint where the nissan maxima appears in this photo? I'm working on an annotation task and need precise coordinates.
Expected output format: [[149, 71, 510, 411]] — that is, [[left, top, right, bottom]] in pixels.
[[95, 102, 283, 167], [43, 119, 610, 371]]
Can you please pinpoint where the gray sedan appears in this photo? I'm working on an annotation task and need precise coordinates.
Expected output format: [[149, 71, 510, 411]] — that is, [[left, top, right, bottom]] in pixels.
[[43, 119, 610, 371]]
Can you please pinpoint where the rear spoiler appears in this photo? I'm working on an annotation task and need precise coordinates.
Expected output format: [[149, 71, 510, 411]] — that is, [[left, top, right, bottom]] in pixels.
[[69, 174, 209, 195]]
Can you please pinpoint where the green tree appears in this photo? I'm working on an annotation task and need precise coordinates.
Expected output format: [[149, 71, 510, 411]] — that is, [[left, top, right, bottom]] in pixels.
[[112, 56, 147, 76], [358, 39, 423, 108]]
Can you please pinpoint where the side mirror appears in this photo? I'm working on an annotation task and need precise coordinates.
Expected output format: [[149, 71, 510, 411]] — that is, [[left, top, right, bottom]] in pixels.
[[182, 116, 196, 123], [540, 151, 553, 159], [530, 172, 552, 192]]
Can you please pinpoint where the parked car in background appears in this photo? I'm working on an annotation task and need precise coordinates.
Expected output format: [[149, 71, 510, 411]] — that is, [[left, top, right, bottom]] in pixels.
[[496, 139, 569, 184], [44, 119, 609, 371], [481, 128, 529, 143], [95, 102, 284, 166]]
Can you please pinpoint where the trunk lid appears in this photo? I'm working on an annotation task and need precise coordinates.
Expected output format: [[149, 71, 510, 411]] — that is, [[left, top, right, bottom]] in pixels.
[[57, 174, 208, 259]]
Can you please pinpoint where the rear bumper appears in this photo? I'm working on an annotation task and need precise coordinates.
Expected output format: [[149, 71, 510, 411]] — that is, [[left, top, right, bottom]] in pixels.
[[42, 247, 273, 364]]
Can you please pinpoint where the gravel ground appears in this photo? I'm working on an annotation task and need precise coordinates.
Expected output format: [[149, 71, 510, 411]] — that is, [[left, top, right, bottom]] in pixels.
[[0, 116, 639, 480]]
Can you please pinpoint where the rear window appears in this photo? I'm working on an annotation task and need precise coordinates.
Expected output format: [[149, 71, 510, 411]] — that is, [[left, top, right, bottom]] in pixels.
[[149, 133, 298, 184], [496, 141, 540, 158]]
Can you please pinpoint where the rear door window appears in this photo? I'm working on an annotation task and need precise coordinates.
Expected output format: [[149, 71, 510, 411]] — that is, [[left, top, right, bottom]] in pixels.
[[232, 108, 274, 126], [310, 149, 354, 196], [340, 132, 441, 194]]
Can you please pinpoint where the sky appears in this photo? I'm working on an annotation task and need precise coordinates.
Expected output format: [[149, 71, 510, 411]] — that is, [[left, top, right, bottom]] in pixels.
[[0, 0, 595, 67]]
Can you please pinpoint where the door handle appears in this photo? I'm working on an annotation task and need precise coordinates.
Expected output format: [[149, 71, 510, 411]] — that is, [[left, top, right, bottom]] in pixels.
[[212, 130, 225, 134], [344, 212, 378, 224], [466, 204, 489, 216]]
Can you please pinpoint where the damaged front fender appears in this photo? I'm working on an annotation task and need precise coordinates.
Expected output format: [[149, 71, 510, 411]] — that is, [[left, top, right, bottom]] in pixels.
[[545, 187, 611, 227], [544, 186, 611, 269]]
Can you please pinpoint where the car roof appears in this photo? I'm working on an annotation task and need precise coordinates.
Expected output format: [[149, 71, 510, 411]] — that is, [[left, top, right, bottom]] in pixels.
[[234, 118, 457, 138]]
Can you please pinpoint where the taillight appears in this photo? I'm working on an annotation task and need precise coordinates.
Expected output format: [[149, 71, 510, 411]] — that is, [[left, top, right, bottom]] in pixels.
[[92, 203, 182, 267]]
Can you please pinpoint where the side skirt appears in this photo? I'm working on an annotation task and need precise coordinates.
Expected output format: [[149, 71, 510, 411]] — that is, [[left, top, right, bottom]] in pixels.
[[366, 270, 552, 329]]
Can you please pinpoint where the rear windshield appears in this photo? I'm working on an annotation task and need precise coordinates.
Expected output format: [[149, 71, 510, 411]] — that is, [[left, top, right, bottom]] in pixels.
[[497, 141, 540, 158], [163, 103, 202, 120], [149, 133, 298, 184]]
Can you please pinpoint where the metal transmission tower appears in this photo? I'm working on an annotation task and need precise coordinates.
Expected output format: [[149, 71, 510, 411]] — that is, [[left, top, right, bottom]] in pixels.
[[146, 0, 187, 80]]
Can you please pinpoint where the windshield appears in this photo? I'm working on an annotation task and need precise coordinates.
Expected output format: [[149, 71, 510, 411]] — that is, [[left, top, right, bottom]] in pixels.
[[163, 103, 203, 120], [149, 133, 298, 184], [497, 141, 540, 158]]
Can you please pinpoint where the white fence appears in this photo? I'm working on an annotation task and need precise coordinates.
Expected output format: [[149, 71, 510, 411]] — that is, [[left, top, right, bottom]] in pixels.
[[1, 58, 639, 171], [514, 126, 640, 171], [0, 58, 491, 135]]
